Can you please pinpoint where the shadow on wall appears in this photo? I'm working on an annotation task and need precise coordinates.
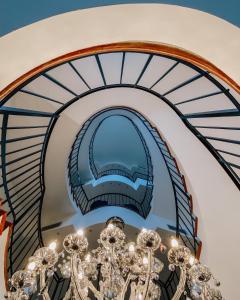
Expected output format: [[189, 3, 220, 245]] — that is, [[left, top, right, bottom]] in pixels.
[[69, 109, 154, 218]]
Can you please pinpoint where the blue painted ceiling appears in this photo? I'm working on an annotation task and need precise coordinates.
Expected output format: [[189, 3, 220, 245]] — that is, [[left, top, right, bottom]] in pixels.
[[0, 0, 239, 37], [93, 115, 147, 170]]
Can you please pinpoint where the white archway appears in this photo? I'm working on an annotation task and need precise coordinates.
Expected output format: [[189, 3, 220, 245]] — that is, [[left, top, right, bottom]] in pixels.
[[0, 3, 239, 90]]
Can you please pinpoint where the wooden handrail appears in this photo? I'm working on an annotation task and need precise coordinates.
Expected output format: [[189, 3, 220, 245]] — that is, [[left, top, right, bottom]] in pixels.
[[0, 42, 239, 101]]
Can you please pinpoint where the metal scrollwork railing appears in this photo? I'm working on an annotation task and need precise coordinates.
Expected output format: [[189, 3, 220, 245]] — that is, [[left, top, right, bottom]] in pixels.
[[68, 111, 154, 218], [1, 48, 236, 298]]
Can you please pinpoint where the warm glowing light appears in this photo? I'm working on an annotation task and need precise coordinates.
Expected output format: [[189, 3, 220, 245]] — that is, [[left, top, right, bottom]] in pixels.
[[48, 241, 57, 251], [143, 257, 148, 265], [85, 254, 91, 262], [171, 238, 178, 248], [136, 293, 143, 300], [77, 229, 84, 236], [27, 261, 36, 271], [129, 244, 135, 252], [189, 256, 195, 266]]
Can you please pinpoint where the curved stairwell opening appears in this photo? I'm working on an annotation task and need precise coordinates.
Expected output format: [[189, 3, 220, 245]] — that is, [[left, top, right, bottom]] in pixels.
[[1, 45, 239, 298]]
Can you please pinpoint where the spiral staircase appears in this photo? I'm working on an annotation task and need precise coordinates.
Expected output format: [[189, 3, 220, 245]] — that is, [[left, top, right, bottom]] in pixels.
[[0, 45, 239, 299]]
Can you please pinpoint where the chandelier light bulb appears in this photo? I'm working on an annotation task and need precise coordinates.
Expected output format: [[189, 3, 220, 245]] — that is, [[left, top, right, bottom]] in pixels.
[[27, 261, 36, 271], [77, 229, 84, 236], [136, 293, 143, 300], [48, 241, 57, 251], [189, 255, 195, 266], [143, 256, 149, 265], [171, 238, 178, 248], [6, 219, 223, 300], [107, 223, 115, 229]]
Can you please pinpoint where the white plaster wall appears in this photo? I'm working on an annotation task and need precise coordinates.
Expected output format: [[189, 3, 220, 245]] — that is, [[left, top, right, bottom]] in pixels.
[[0, 229, 8, 298]]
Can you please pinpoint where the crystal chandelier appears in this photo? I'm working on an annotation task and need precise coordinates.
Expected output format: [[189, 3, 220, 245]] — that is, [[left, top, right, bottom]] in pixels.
[[5, 217, 223, 300]]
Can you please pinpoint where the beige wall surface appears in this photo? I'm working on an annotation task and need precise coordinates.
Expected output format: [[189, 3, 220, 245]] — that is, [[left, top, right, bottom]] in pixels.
[[0, 229, 8, 298], [0, 4, 239, 91]]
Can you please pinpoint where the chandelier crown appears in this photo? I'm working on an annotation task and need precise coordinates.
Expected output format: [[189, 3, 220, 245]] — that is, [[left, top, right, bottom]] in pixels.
[[5, 219, 223, 300]]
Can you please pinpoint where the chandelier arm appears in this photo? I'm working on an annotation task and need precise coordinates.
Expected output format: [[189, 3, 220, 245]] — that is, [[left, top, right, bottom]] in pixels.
[[42, 290, 51, 300], [110, 246, 115, 292], [71, 254, 87, 300], [142, 250, 152, 300], [39, 269, 51, 300], [172, 268, 187, 300], [119, 273, 132, 300], [63, 283, 73, 300]]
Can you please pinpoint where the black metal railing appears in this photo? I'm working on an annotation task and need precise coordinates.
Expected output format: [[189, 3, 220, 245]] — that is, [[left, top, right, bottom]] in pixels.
[[90, 164, 150, 182], [46, 265, 182, 300], [0, 107, 196, 300]]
